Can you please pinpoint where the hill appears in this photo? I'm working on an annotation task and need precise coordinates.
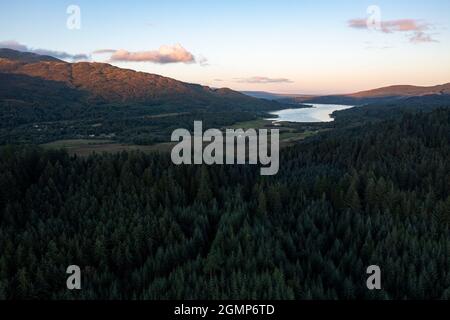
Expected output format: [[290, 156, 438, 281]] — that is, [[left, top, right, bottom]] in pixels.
[[243, 84, 450, 106], [305, 83, 450, 105], [0, 48, 62, 63], [332, 93, 450, 125], [0, 49, 281, 110], [0, 49, 287, 144], [350, 83, 450, 98]]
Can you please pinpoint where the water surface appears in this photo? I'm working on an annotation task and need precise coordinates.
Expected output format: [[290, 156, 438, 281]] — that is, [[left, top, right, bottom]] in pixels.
[[267, 104, 354, 123]]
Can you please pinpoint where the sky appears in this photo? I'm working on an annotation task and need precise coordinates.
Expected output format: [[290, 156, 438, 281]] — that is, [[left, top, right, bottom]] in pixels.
[[0, 0, 449, 94]]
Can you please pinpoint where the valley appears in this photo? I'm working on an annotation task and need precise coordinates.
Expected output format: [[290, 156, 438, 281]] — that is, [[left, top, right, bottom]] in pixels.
[[0, 48, 449, 300]]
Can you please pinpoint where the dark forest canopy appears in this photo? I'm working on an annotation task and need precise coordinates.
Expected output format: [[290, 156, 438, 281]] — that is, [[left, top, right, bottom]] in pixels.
[[0, 109, 449, 299]]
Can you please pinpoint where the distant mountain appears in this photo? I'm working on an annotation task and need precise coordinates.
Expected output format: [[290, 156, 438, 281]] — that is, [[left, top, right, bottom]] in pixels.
[[350, 84, 450, 98], [245, 84, 450, 106], [305, 83, 450, 105], [246, 83, 450, 105], [0, 48, 282, 111], [242, 91, 317, 103], [242, 91, 287, 100], [0, 48, 62, 63]]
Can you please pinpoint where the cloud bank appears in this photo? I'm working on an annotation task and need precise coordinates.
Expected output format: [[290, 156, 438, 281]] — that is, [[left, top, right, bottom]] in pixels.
[[348, 19, 438, 43], [0, 40, 90, 61], [1, 41, 204, 66], [235, 76, 293, 84]]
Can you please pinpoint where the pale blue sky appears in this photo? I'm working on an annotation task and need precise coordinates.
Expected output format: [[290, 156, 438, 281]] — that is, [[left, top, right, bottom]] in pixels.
[[1, 0, 449, 94]]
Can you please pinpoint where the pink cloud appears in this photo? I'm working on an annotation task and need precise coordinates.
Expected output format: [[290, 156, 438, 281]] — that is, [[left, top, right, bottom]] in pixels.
[[348, 19, 427, 33], [108, 44, 195, 64], [234, 76, 293, 84], [348, 18, 438, 43], [382, 19, 427, 33]]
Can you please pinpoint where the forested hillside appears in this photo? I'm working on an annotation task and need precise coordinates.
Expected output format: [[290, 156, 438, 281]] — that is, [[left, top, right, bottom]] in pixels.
[[0, 49, 287, 145], [333, 94, 450, 125], [0, 108, 449, 299]]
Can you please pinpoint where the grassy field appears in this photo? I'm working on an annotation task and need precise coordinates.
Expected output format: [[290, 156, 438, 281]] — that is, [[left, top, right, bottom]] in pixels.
[[229, 119, 273, 129], [41, 118, 326, 156], [230, 118, 324, 146]]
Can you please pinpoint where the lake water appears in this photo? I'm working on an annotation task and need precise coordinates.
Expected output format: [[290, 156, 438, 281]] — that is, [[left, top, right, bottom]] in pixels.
[[267, 104, 354, 123]]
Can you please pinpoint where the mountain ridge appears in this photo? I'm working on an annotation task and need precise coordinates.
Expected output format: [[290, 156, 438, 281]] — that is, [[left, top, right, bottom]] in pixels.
[[0, 48, 281, 110], [243, 83, 450, 105], [0, 48, 63, 63], [348, 83, 450, 98]]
